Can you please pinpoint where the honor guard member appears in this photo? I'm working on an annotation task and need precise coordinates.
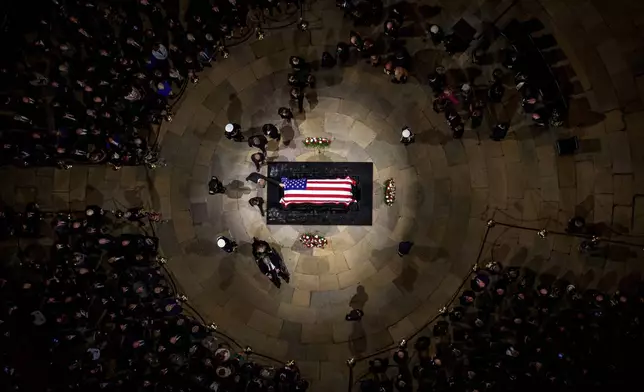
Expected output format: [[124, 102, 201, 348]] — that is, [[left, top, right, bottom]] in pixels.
[[224, 123, 244, 141], [400, 127, 414, 146], [216, 235, 238, 253], [429, 25, 444, 45]]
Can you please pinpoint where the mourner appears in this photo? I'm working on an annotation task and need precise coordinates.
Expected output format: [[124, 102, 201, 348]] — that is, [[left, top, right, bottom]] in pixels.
[[208, 176, 226, 194], [263, 123, 281, 141], [290, 87, 305, 113], [289, 56, 307, 72], [251, 152, 266, 172], [248, 134, 269, 155], [428, 69, 446, 95], [469, 100, 485, 129], [491, 122, 510, 141], [248, 197, 266, 217], [488, 80, 505, 103], [278, 107, 294, 121], [321, 51, 337, 68]]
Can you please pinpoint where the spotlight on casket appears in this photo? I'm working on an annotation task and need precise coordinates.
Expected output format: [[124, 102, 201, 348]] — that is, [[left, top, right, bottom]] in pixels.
[[298, 18, 309, 31]]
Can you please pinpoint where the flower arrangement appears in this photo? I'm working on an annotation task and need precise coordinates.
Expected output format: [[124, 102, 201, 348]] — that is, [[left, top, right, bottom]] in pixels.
[[303, 137, 332, 149], [384, 178, 396, 206], [299, 233, 328, 249]]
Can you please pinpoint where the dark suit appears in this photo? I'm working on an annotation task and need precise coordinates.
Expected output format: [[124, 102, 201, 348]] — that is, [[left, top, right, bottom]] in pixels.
[[245, 172, 281, 187]]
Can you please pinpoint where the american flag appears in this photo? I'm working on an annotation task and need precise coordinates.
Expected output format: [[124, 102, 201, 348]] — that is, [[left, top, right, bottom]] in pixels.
[[280, 177, 356, 207]]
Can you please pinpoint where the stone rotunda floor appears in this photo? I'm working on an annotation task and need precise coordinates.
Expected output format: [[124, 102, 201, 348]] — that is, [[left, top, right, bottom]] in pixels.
[[5, 0, 644, 390], [152, 7, 488, 383]]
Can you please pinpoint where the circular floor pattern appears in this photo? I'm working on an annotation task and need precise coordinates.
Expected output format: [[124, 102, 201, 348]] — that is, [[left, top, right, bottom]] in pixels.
[[153, 18, 484, 377]]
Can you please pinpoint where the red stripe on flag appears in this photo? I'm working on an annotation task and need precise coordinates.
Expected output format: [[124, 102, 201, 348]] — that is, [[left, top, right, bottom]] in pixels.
[[281, 177, 356, 206], [284, 193, 352, 198], [307, 179, 354, 183], [282, 200, 353, 206]]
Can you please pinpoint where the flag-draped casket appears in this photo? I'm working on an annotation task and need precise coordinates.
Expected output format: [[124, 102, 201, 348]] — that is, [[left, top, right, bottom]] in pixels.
[[280, 177, 357, 207]]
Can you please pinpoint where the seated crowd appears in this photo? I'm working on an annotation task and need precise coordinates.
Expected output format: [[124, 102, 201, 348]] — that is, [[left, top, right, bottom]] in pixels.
[[0, 0, 295, 168], [0, 203, 308, 392], [359, 262, 644, 392]]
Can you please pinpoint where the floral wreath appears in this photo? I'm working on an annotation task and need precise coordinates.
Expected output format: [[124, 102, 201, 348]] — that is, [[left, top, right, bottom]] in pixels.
[[299, 233, 328, 248], [384, 178, 396, 206], [303, 137, 332, 149]]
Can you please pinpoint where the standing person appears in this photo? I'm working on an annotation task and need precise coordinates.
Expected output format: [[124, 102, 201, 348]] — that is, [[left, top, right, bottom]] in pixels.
[[428, 67, 446, 96], [216, 235, 237, 253], [248, 197, 265, 217], [349, 30, 364, 51], [224, 123, 244, 141], [549, 107, 564, 128], [391, 66, 408, 84], [289, 56, 306, 72], [151, 43, 169, 71], [446, 109, 462, 131], [290, 87, 304, 113], [433, 96, 448, 113], [246, 172, 284, 189], [398, 241, 413, 257], [491, 123, 509, 141], [275, 106, 292, 122], [208, 176, 226, 194], [460, 83, 473, 107], [400, 127, 414, 146], [442, 87, 459, 106], [469, 100, 485, 129], [248, 134, 268, 155], [262, 123, 281, 141], [251, 152, 266, 172], [488, 80, 505, 103], [320, 51, 336, 68], [336, 42, 350, 64], [383, 19, 399, 38]]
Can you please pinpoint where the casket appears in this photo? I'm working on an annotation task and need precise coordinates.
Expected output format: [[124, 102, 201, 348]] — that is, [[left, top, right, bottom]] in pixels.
[[279, 177, 358, 209]]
